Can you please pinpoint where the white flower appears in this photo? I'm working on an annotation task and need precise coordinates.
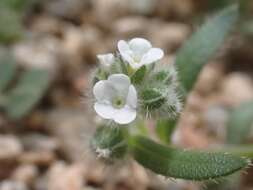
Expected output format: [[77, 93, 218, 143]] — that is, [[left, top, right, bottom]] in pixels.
[[97, 53, 115, 68], [117, 38, 164, 69], [93, 74, 137, 124]]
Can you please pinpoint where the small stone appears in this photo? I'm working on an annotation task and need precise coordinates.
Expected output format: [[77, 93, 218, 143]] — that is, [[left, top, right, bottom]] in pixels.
[[84, 162, 105, 186], [128, 0, 156, 15], [112, 17, 148, 38], [220, 73, 253, 107], [104, 163, 149, 190], [0, 181, 28, 190], [62, 26, 88, 65], [44, 0, 89, 19], [46, 108, 95, 162], [155, 0, 194, 19], [13, 37, 62, 77], [0, 135, 23, 161], [30, 16, 63, 35], [149, 22, 190, 52], [34, 175, 48, 190], [92, 0, 129, 27], [47, 162, 84, 190], [203, 105, 229, 140], [21, 133, 59, 152], [19, 151, 55, 166], [62, 25, 103, 65], [195, 63, 225, 95], [11, 164, 38, 186]]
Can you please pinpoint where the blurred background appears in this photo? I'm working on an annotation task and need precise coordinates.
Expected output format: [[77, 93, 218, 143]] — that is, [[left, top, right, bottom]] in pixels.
[[0, 0, 253, 189]]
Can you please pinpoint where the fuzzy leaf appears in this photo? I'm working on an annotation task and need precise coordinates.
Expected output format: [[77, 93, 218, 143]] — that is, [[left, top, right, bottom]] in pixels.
[[0, 52, 16, 91], [131, 65, 146, 84], [5, 69, 50, 119], [156, 5, 239, 144], [227, 101, 253, 144], [176, 4, 239, 93], [129, 136, 248, 180]]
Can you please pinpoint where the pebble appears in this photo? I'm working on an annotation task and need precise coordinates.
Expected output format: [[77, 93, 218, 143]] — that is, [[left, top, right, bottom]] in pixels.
[[62, 25, 104, 65], [203, 105, 229, 140], [11, 164, 39, 186], [92, 0, 129, 27], [30, 15, 64, 35], [47, 162, 84, 190], [0, 181, 28, 190], [21, 133, 59, 152], [19, 151, 55, 166], [195, 63, 224, 96], [149, 22, 190, 52], [46, 108, 95, 162], [0, 135, 23, 161], [112, 17, 148, 38], [220, 72, 253, 107], [128, 0, 156, 15], [154, 0, 194, 19], [13, 36, 62, 77], [44, 0, 89, 19]]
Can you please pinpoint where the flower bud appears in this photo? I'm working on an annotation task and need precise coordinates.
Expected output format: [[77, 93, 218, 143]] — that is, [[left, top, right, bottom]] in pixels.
[[90, 126, 128, 162]]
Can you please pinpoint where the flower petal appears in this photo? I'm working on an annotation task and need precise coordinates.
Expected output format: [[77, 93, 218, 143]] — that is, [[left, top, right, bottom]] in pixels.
[[140, 48, 164, 65], [127, 85, 137, 108], [97, 53, 115, 67], [93, 80, 115, 102], [94, 102, 115, 119], [117, 40, 135, 65], [108, 74, 130, 95], [113, 106, 137, 124], [118, 40, 130, 52], [129, 38, 152, 55]]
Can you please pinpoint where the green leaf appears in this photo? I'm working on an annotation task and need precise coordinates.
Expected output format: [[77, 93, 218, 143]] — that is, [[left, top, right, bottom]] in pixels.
[[5, 69, 50, 119], [227, 101, 253, 144], [207, 0, 237, 11], [156, 119, 177, 144], [0, 0, 29, 12], [131, 65, 146, 84], [0, 52, 17, 91], [0, 8, 23, 44], [129, 136, 248, 180], [239, 0, 251, 17], [156, 5, 239, 144], [176, 4, 239, 94]]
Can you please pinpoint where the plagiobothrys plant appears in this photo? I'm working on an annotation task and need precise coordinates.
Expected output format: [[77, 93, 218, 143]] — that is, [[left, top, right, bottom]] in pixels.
[[89, 4, 251, 182]]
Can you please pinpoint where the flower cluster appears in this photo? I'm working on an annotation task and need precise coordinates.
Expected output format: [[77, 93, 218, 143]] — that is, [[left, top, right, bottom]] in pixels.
[[92, 38, 181, 125]]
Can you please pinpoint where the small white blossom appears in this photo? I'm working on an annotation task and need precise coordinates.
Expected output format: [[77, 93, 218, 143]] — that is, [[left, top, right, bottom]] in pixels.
[[117, 38, 164, 69], [97, 53, 115, 68], [93, 74, 137, 124]]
